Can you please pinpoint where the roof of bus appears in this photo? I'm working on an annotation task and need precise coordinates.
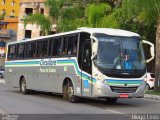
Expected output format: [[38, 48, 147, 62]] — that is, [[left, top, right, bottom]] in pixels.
[[8, 28, 140, 45], [79, 28, 140, 37]]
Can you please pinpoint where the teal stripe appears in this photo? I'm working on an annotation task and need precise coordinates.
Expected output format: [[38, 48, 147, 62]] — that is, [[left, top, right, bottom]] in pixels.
[[5, 59, 96, 83], [106, 79, 143, 85], [5, 61, 39, 65], [57, 60, 95, 82]]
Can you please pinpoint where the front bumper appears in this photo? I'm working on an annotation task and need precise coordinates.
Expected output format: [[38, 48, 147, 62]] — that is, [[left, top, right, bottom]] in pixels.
[[92, 81, 145, 98]]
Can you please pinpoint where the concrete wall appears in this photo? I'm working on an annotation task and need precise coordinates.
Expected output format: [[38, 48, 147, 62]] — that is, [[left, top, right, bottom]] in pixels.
[[17, 0, 52, 40]]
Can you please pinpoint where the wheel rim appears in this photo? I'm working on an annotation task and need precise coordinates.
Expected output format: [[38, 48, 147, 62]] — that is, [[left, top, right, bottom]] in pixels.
[[21, 81, 26, 92], [68, 86, 74, 98]]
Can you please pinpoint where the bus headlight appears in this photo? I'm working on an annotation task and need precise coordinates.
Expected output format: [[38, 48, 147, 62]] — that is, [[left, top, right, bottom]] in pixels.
[[96, 75, 105, 83]]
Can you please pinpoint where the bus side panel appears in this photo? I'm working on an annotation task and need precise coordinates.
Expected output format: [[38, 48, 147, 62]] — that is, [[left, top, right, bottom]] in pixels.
[[25, 66, 58, 92], [5, 67, 21, 88], [47, 64, 81, 96]]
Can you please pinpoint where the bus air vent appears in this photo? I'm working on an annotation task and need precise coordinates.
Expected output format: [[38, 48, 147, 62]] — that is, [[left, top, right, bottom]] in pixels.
[[110, 86, 138, 93]]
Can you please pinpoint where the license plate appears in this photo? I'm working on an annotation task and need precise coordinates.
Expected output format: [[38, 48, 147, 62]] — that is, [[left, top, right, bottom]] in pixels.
[[119, 94, 129, 98]]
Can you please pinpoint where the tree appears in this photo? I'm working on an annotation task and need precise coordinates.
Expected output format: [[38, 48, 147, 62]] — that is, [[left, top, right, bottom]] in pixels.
[[23, 0, 118, 33], [24, 14, 52, 35], [59, 6, 86, 32], [24, 0, 86, 32], [86, 3, 112, 27], [44, 0, 65, 27], [23, 0, 66, 34]]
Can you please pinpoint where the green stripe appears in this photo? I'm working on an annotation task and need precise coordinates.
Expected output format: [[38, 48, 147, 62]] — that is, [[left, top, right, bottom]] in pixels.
[[57, 61, 93, 82], [5, 60, 95, 83], [108, 82, 141, 85]]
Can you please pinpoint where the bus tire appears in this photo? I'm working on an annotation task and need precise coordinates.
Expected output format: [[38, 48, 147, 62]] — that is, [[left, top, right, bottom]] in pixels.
[[20, 77, 29, 95], [63, 80, 79, 103], [106, 98, 118, 103]]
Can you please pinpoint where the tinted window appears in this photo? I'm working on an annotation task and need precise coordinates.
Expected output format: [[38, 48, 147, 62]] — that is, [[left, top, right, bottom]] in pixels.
[[37, 40, 48, 58], [50, 38, 62, 57], [25, 42, 36, 58], [49, 38, 54, 56], [17, 44, 25, 59], [42, 40, 48, 57], [62, 35, 78, 56], [37, 41, 43, 57], [8, 45, 16, 60], [62, 37, 68, 55]]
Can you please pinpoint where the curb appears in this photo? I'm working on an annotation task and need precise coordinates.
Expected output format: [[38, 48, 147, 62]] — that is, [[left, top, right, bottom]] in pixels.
[[144, 94, 160, 100]]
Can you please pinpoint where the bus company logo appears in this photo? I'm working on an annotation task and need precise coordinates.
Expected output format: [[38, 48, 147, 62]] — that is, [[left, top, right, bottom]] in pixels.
[[124, 83, 127, 87], [40, 59, 56, 66]]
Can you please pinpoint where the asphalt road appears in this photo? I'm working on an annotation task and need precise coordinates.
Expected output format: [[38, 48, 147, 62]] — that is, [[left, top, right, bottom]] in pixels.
[[0, 79, 160, 120]]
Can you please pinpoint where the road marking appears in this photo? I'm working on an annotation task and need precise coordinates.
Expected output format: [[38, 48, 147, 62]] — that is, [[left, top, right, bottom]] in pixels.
[[0, 108, 7, 114], [107, 109, 124, 114]]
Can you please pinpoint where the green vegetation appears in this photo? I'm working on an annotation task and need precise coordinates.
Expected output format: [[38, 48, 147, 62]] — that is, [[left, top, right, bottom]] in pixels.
[[24, 14, 51, 35], [145, 91, 160, 96]]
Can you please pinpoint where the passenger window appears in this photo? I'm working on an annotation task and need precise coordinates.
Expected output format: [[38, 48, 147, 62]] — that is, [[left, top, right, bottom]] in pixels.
[[51, 38, 62, 56], [49, 38, 54, 56], [43, 40, 48, 57], [69, 35, 78, 55], [26, 42, 36, 58], [8, 45, 16, 60], [37, 41, 43, 58], [62, 37, 68, 55], [17, 44, 25, 59], [62, 35, 78, 56]]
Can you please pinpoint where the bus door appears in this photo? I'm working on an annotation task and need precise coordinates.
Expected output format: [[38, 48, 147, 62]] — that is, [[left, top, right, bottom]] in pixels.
[[81, 40, 92, 97]]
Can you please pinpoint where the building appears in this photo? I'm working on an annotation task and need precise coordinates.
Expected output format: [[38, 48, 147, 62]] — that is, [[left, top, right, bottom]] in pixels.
[[0, 0, 20, 17], [0, 0, 20, 42], [0, 17, 18, 42], [17, 0, 56, 41], [0, 0, 20, 66]]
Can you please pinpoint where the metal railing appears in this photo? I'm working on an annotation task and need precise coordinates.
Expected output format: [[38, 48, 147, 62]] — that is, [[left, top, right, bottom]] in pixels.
[[0, 30, 17, 38]]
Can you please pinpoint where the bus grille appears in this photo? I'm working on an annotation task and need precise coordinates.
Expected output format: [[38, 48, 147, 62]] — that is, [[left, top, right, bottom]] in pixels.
[[110, 86, 138, 93]]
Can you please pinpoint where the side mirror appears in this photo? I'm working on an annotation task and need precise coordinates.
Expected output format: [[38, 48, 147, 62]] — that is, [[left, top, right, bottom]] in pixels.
[[142, 40, 155, 63], [90, 35, 98, 60]]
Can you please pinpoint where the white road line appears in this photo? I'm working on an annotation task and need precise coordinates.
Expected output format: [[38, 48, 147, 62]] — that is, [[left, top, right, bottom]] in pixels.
[[0, 108, 7, 114], [107, 109, 124, 114]]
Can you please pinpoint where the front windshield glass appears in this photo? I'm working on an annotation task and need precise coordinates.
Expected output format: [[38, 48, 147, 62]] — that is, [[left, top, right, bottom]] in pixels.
[[94, 33, 145, 71]]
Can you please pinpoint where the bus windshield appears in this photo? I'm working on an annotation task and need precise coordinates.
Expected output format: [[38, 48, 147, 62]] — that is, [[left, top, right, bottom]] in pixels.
[[93, 33, 145, 71]]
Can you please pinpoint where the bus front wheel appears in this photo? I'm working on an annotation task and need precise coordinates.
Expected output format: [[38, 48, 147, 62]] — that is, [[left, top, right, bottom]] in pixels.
[[63, 80, 79, 103], [20, 77, 29, 94]]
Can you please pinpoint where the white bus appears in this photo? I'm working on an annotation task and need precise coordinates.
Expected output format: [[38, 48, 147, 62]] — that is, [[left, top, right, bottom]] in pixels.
[[5, 28, 154, 103]]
